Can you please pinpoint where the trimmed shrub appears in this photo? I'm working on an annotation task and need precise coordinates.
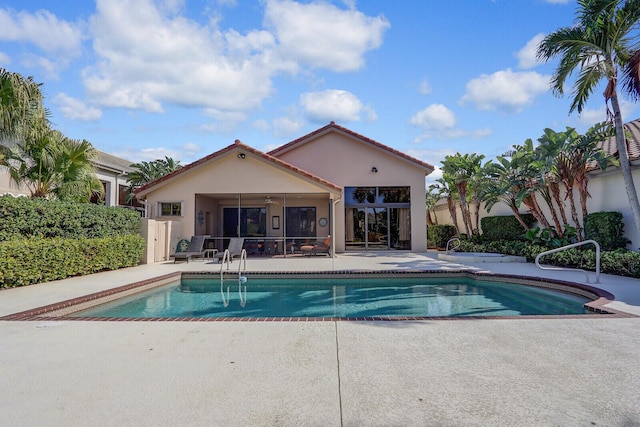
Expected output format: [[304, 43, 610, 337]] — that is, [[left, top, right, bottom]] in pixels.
[[584, 211, 630, 250], [428, 224, 457, 249], [481, 214, 535, 241], [0, 195, 140, 241], [0, 235, 145, 288], [0, 196, 145, 287]]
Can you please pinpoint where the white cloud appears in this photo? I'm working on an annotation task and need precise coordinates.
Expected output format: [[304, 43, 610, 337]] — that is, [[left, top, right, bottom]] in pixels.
[[418, 78, 432, 95], [82, 0, 388, 123], [460, 68, 550, 112], [472, 127, 493, 139], [409, 104, 456, 129], [300, 89, 367, 122], [252, 119, 270, 132], [517, 33, 544, 69], [273, 116, 304, 138], [0, 51, 10, 66], [577, 99, 637, 127], [181, 142, 201, 155], [0, 8, 84, 75], [53, 93, 102, 121], [409, 104, 492, 142], [115, 147, 182, 163], [199, 108, 247, 133], [264, 0, 390, 72], [84, 0, 279, 113]]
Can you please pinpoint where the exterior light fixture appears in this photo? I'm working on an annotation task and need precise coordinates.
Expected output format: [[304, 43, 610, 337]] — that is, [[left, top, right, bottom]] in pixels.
[[237, 153, 246, 159], [371, 166, 378, 173]]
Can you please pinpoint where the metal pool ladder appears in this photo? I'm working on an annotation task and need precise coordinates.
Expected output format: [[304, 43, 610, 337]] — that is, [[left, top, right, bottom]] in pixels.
[[219, 249, 248, 307], [535, 240, 601, 284], [446, 237, 460, 254]]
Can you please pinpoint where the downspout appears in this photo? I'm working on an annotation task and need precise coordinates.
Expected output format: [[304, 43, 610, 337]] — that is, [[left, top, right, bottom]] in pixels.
[[331, 196, 341, 258]]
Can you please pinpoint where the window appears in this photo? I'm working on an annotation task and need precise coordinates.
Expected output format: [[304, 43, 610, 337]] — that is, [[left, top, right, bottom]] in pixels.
[[345, 186, 410, 205], [160, 202, 182, 216]]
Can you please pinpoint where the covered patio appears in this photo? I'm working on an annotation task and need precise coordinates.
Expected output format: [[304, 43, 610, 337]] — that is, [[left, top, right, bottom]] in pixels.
[[194, 192, 336, 257]]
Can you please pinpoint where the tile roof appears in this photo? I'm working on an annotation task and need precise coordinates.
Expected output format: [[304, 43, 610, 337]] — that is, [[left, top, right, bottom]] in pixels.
[[591, 117, 640, 172], [134, 140, 342, 197], [93, 149, 135, 173], [268, 121, 435, 173]]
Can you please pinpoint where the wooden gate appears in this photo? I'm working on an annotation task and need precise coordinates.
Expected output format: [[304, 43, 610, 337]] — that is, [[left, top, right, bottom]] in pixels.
[[154, 220, 169, 262]]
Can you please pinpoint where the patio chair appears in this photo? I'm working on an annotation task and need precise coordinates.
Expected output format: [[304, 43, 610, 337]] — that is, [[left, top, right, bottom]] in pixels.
[[172, 235, 209, 263], [301, 235, 331, 256], [212, 238, 245, 263]]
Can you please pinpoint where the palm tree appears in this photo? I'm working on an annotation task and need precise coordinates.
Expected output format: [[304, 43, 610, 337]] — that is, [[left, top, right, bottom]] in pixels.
[[2, 121, 103, 201], [535, 128, 570, 227], [0, 68, 47, 142], [426, 184, 441, 225], [484, 156, 531, 230], [570, 123, 618, 221], [432, 175, 460, 235], [126, 156, 182, 202], [441, 153, 485, 237], [537, 0, 640, 237]]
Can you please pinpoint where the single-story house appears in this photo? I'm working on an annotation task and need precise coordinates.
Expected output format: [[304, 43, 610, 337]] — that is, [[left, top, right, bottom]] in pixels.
[[135, 122, 434, 258]]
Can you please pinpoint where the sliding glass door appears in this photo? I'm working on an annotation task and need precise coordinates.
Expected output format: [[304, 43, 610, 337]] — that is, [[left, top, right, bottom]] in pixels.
[[345, 186, 411, 251]]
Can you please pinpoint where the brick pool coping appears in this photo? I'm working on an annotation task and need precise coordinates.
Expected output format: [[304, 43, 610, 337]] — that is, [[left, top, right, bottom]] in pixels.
[[0, 269, 632, 321]]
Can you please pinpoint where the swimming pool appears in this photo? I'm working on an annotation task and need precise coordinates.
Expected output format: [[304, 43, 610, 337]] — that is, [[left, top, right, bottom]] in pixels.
[[59, 272, 605, 320]]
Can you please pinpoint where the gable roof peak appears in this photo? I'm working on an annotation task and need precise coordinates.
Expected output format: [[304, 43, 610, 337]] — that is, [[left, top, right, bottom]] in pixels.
[[268, 122, 434, 173]]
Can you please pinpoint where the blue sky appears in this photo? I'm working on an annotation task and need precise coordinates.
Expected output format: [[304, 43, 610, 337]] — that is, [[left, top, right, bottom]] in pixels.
[[1, 0, 637, 183]]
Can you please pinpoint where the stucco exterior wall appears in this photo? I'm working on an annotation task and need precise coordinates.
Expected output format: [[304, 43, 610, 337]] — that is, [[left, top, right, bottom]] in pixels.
[[140, 150, 337, 242], [274, 133, 429, 251], [0, 171, 29, 198]]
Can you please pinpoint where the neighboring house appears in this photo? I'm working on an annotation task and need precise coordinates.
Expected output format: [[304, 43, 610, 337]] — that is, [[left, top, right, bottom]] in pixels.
[[91, 150, 137, 208], [135, 122, 434, 256], [432, 117, 640, 249], [0, 149, 135, 208]]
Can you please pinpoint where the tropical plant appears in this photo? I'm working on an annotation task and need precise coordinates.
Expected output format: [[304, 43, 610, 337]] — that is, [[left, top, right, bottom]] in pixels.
[[0, 68, 47, 142], [483, 155, 531, 231], [426, 184, 441, 225], [440, 153, 485, 237], [1, 120, 102, 202], [537, 0, 640, 238], [126, 156, 182, 202], [431, 175, 460, 234]]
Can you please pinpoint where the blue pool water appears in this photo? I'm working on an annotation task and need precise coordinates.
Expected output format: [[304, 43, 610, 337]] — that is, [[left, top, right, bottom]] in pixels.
[[70, 276, 593, 319]]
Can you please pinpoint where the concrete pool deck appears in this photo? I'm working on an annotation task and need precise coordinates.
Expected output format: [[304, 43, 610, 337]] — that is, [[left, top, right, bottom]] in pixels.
[[2, 251, 640, 425]]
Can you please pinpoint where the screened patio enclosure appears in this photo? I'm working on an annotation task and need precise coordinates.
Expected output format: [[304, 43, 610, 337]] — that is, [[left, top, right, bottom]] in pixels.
[[194, 192, 334, 256]]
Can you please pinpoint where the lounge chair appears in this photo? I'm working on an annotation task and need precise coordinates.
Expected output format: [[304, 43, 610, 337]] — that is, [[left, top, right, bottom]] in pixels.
[[212, 238, 245, 263], [172, 235, 209, 263], [301, 235, 331, 256]]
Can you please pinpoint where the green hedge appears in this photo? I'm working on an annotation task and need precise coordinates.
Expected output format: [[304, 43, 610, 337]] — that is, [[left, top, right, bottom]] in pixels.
[[481, 214, 535, 241], [428, 224, 457, 249], [0, 195, 141, 241], [0, 235, 146, 288], [457, 239, 640, 278], [584, 211, 630, 250]]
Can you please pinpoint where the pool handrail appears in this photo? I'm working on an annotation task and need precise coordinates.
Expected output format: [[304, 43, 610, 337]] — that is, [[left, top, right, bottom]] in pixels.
[[238, 249, 247, 307], [446, 237, 460, 254], [535, 239, 600, 284]]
